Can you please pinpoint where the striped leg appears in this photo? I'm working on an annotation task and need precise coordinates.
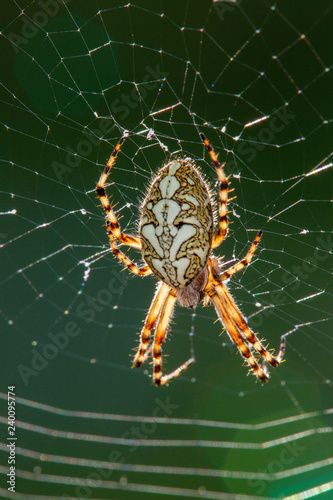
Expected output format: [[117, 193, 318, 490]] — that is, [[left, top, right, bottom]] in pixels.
[[205, 281, 269, 382], [200, 133, 228, 249], [106, 222, 152, 276], [133, 282, 170, 368], [212, 231, 263, 282], [153, 289, 195, 386], [96, 136, 141, 250], [213, 280, 285, 369]]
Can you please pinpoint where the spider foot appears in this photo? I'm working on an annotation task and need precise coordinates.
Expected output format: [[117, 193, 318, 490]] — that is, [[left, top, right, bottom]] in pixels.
[[153, 357, 196, 386]]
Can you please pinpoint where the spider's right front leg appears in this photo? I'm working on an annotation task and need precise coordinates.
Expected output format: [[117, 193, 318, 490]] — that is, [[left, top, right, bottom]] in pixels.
[[200, 133, 229, 250]]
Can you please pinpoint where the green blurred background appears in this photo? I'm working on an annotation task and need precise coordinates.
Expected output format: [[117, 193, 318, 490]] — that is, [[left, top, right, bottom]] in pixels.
[[1, 1, 332, 498]]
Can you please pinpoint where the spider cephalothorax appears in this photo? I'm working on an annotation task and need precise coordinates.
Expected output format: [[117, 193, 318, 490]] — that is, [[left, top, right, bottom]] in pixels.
[[96, 134, 285, 385]]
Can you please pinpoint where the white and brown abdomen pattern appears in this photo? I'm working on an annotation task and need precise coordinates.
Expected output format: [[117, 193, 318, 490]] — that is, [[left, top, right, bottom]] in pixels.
[[139, 159, 213, 289]]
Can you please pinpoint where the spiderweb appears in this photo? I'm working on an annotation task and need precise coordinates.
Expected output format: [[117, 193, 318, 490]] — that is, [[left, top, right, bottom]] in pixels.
[[1, 1, 333, 499]]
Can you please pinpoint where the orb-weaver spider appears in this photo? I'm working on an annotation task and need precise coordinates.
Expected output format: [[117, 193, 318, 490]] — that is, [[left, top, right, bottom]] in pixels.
[[96, 134, 285, 385]]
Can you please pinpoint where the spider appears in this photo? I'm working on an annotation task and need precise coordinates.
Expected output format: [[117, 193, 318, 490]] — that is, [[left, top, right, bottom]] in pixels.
[[96, 134, 285, 386]]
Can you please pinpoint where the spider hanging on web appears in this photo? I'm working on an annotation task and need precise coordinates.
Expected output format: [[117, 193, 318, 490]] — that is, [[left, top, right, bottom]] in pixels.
[[96, 133, 286, 385]]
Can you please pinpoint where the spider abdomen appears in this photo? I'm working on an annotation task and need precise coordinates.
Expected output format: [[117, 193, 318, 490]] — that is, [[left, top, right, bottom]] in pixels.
[[139, 159, 213, 289]]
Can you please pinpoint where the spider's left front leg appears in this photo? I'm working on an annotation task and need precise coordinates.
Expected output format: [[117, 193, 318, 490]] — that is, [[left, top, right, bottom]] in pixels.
[[153, 288, 195, 386], [96, 136, 141, 250]]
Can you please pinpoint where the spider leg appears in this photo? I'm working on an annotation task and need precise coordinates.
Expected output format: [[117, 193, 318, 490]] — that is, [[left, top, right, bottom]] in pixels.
[[153, 289, 195, 386], [212, 277, 285, 369], [106, 222, 152, 276], [205, 280, 269, 382], [200, 133, 228, 250], [96, 136, 141, 250], [133, 282, 170, 368], [215, 231, 263, 282]]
